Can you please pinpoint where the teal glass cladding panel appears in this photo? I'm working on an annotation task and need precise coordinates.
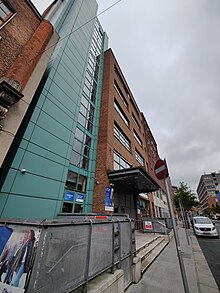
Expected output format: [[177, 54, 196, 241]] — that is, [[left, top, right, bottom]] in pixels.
[[26, 143, 67, 166], [1, 170, 17, 193], [17, 151, 65, 181], [9, 172, 62, 199], [29, 126, 70, 158], [1, 194, 61, 219], [0, 193, 7, 215], [36, 111, 72, 143], [40, 98, 74, 130]]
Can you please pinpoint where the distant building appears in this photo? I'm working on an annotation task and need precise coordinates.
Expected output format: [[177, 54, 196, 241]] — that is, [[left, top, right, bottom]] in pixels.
[[197, 172, 220, 211]]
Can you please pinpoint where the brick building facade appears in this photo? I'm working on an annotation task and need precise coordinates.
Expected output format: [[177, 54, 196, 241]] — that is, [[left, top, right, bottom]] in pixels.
[[93, 49, 170, 226]]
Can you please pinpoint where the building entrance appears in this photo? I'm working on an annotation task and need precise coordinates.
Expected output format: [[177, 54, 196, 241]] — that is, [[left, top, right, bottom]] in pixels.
[[113, 189, 136, 220]]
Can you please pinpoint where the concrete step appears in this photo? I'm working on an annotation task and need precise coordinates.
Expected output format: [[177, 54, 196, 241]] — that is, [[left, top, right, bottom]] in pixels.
[[135, 235, 162, 255], [137, 237, 164, 261], [141, 238, 168, 273]]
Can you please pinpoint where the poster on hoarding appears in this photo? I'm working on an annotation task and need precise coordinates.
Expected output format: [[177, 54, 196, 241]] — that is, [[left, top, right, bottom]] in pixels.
[[144, 221, 153, 230], [105, 186, 114, 212], [0, 224, 41, 293]]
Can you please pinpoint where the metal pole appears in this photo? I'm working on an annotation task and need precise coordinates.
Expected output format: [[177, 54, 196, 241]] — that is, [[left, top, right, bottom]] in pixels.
[[164, 178, 190, 293], [179, 199, 190, 246]]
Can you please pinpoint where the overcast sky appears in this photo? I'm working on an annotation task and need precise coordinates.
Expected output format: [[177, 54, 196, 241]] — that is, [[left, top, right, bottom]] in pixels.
[[32, 0, 220, 193]]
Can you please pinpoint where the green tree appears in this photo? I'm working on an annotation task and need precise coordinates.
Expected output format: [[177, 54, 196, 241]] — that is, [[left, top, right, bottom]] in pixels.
[[173, 182, 198, 211]]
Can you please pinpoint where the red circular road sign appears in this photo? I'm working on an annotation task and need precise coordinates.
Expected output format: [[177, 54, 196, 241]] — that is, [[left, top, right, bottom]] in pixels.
[[154, 159, 167, 180]]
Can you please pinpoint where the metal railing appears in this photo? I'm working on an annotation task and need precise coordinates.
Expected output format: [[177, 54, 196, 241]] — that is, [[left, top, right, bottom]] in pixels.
[[0, 215, 135, 293], [142, 217, 175, 234]]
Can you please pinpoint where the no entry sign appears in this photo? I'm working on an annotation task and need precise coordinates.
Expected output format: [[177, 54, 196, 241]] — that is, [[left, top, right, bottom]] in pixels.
[[154, 159, 167, 180]]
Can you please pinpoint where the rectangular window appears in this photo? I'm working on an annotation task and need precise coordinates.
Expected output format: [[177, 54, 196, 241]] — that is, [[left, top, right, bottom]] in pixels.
[[78, 175, 87, 192], [132, 114, 140, 130], [66, 171, 77, 190], [114, 81, 128, 108], [0, 1, 14, 26], [114, 99, 129, 126], [135, 149, 144, 167], [133, 129, 142, 146], [72, 128, 92, 169], [114, 65, 128, 94], [114, 123, 131, 151], [113, 151, 132, 170], [65, 171, 87, 192], [128, 94, 139, 117]]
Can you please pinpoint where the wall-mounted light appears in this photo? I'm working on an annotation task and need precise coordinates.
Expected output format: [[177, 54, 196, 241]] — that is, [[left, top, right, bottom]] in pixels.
[[96, 181, 100, 185], [20, 169, 26, 174]]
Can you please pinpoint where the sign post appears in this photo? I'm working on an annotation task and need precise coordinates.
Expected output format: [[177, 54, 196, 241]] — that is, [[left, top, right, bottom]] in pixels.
[[154, 159, 190, 293]]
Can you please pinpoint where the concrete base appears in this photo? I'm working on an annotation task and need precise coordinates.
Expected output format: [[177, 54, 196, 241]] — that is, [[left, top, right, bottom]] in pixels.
[[88, 269, 124, 293], [133, 256, 141, 283]]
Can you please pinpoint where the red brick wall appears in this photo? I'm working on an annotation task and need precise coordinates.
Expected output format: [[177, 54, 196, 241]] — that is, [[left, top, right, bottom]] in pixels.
[[93, 49, 174, 216], [6, 20, 53, 89], [93, 49, 156, 213], [0, 0, 53, 88]]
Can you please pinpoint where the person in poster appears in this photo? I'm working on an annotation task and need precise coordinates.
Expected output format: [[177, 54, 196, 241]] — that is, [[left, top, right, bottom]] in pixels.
[[12, 230, 35, 287], [0, 240, 20, 283], [0, 225, 40, 292]]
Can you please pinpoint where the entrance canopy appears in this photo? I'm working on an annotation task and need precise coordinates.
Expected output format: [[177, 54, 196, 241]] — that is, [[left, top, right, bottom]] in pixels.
[[108, 166, 160, 193]]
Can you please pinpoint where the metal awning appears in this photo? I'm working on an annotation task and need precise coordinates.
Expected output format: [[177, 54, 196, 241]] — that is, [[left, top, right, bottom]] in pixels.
[[108, 166, 160, 193]]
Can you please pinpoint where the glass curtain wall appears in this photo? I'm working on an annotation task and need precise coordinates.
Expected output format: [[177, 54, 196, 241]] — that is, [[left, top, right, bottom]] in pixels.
[[62, 20, 106, 213]]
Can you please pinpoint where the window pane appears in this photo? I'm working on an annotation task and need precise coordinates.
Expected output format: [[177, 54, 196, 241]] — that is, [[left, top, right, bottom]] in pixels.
[[74, 203, 83, 213], [81, 95, 89, 109], [114, 153, 120, 163], [83, 84, 91, 98], [114, 100, 129, 126], [71, 151, 81, 166], [0, 9, 7, 19], [0, 1, 13, 23], [86, 120, 93, 133], [114, 123, 130, 151], [75, 127, 84, 142], [114, 161, 119, 170], [78, 113, 87, 128], [83, 145, 90, 157], [85, 135, 91, 147], [114, 151, 131, 170], [66, 171, 77, 190], [80, 104, 87, 117], [114, 81, 128, 108], [73, 139, 82, 154], [82, 156, 89, 170], [78, 175, 87, 192], [62, 202, 73, 213]]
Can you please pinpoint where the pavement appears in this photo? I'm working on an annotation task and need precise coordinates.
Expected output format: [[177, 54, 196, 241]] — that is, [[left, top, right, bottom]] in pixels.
[[126, 223, 220, 293]]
